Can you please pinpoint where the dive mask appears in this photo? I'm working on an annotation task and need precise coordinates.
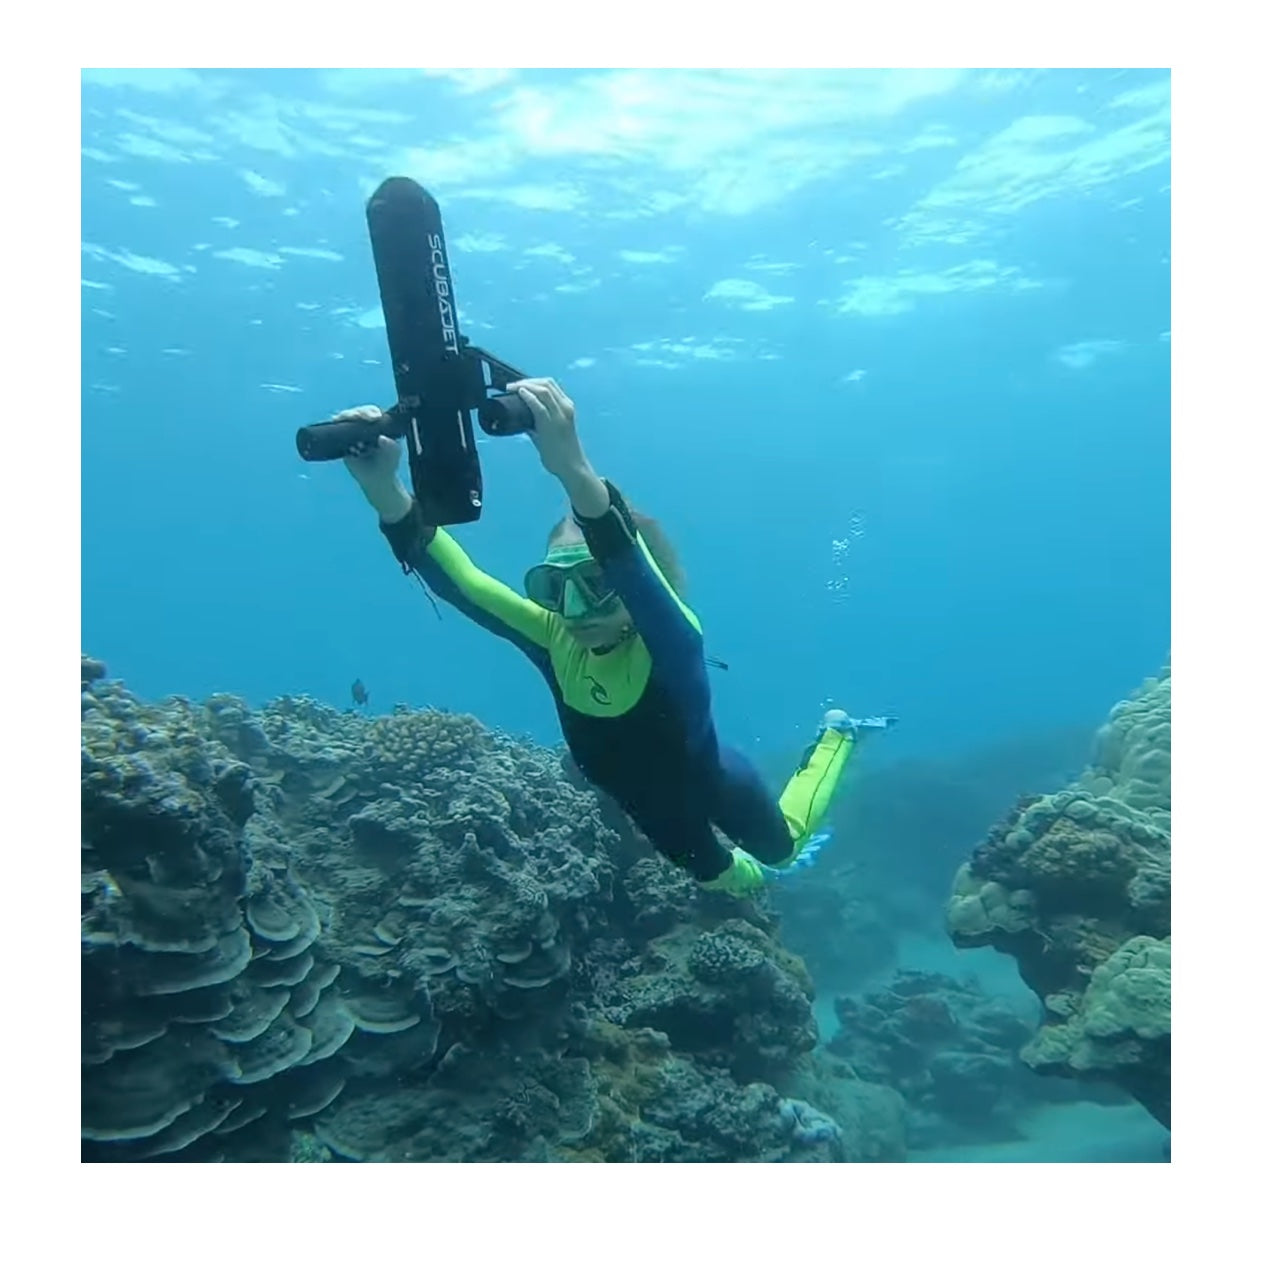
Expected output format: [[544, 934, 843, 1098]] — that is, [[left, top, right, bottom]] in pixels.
[[524, 546, 618, 617]]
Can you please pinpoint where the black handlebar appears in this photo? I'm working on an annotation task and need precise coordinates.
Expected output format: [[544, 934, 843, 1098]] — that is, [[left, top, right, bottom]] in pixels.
[[296, 380, 532, 466], [296, 413, 401, 462]]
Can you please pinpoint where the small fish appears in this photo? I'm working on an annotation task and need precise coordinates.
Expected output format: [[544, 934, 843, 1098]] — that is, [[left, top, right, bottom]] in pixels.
[[351, 679, 369, 708]]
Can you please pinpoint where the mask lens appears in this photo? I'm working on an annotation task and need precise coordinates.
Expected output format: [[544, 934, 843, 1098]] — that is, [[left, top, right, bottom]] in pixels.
[[576, 561, 611, 606], [525, 564, 564, 610]]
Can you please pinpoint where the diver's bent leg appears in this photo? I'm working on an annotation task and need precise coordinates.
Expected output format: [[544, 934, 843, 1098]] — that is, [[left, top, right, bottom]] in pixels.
[[709, 743, 795, 867], [644, 818, 733, 882], [643, 809, 764, 897], [773, 725, 857, 867]]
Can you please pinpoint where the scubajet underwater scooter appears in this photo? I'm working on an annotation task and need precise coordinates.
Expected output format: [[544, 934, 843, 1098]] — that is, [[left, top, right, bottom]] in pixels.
[[295, 176, 532, 527]]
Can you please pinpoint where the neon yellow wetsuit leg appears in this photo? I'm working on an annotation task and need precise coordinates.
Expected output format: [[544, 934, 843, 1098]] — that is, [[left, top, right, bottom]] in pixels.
[[706, 726, 857, 895], [774, 726, 857, 867]]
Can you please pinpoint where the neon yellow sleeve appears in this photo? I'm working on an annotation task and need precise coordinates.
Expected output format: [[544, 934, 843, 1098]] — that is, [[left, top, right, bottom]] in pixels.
[[425, 528, 554, 650]]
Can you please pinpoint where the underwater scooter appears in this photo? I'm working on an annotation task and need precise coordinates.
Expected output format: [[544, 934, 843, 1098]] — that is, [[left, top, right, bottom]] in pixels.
[[294, 176, 531, 527]]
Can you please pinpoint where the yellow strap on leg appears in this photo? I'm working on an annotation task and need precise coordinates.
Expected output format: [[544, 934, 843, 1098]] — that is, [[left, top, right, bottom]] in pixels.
[[778, 728, 856, 851]]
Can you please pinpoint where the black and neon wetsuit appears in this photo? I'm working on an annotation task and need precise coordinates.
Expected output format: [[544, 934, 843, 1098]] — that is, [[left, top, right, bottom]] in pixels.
[[381, 479, 852, 881]]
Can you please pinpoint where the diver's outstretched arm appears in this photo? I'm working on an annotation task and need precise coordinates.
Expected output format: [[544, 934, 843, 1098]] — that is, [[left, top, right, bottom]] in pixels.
[[337, 406, 555, 666]]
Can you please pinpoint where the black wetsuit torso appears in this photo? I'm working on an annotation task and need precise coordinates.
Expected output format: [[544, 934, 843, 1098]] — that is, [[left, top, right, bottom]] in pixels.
[[380, 481, 792, 879]]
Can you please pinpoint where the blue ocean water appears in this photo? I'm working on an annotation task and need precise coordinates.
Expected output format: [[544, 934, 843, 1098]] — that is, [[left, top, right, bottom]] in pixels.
[[81, 69, 1170, 1162], [81, 68, 1169, 761]]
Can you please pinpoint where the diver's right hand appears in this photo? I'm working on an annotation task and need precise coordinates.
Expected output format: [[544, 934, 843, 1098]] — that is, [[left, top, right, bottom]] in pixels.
[[337, 405, 400, 483], [335, 405, 412, 522]]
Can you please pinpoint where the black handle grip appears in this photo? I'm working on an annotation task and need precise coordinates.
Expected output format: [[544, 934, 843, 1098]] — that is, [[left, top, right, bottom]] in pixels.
[[295, 414, 401, 462], [477, 392, 534, 437]]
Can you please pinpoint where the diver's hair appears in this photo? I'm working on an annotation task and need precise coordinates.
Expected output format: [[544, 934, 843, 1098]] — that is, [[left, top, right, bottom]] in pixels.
[[548, 499, 687, 597]]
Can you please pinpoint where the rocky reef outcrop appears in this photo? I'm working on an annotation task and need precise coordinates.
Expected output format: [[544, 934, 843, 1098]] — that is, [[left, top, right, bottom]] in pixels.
[[82, 657, 904, 1162], [944, 667, 1171, 1127], [598, 918, 819, 1083], [827, 968, 1065, 1149]]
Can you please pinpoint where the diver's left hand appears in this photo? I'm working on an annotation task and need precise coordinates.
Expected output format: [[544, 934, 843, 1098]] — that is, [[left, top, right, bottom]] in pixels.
[[510, 377, 586, 477]]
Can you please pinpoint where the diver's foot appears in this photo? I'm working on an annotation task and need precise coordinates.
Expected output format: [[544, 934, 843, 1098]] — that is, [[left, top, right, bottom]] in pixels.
[[820, 708, 858, 738], [768, 830, 830, 875], [701, 847, 765, 897]]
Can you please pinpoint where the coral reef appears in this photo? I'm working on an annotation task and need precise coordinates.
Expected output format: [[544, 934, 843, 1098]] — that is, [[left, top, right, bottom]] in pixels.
[[81, 661, 436, 1160], [827, 969, 1053, 1149], [944, 668, 1171, 1127], [314, 1045, 599, 1162], [783, 1050, 908, 1161], [82, 657, 898, 1162], [599, 919, 819, 1083], [628, 1056, 841, 1162]]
